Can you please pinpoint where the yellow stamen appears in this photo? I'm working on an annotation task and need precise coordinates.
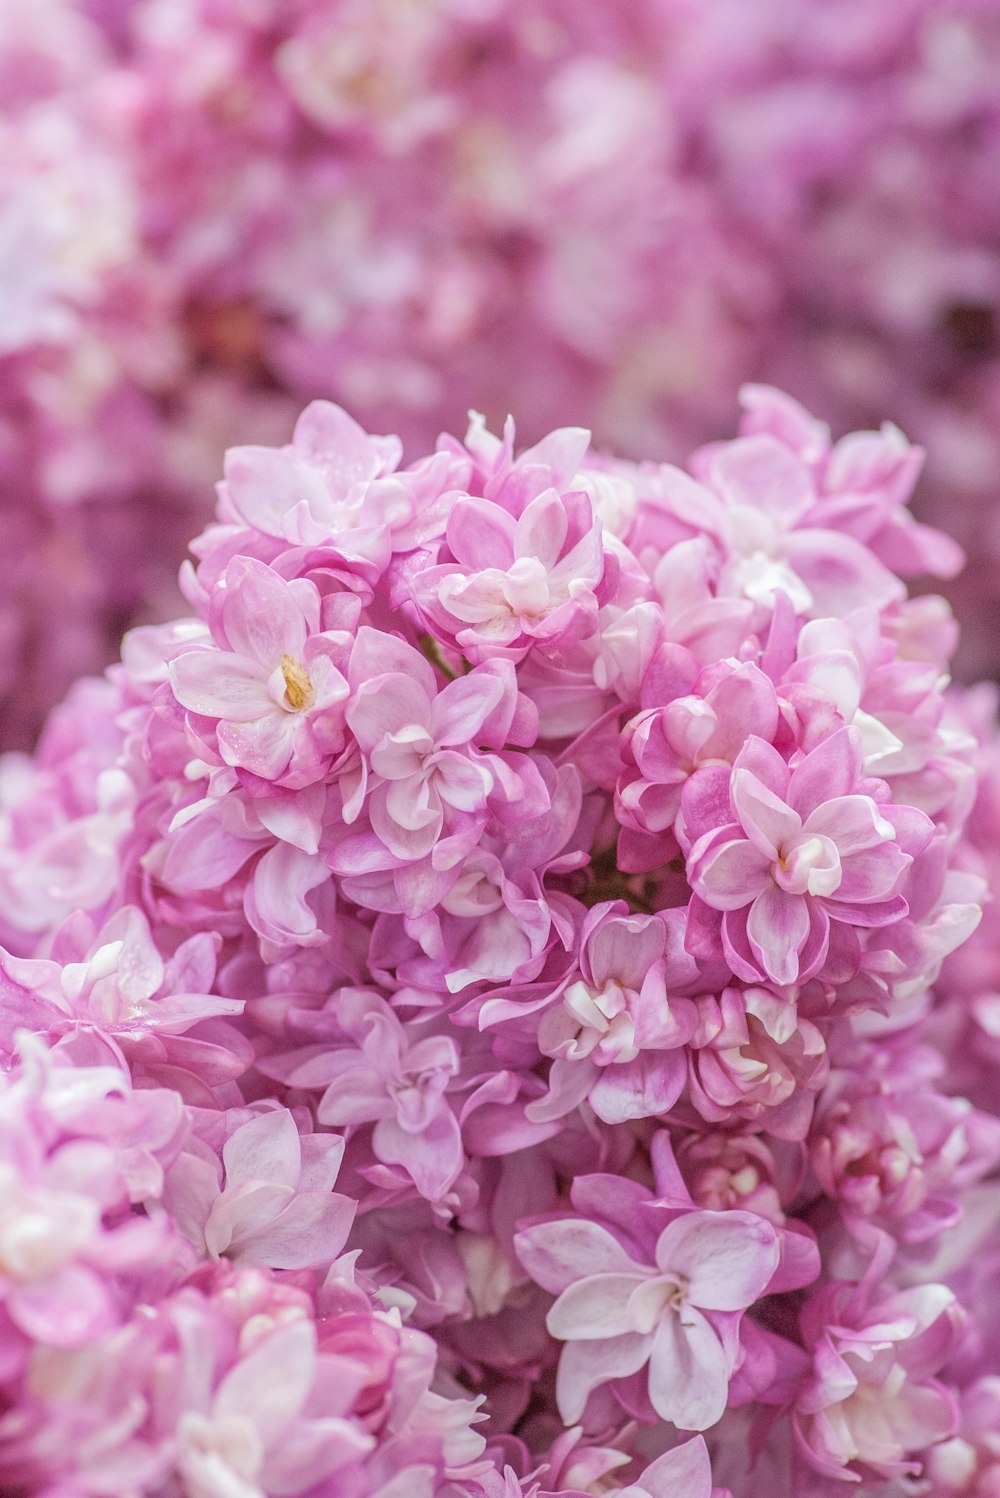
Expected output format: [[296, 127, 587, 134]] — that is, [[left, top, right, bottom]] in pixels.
[[281, 654, 313, 711]]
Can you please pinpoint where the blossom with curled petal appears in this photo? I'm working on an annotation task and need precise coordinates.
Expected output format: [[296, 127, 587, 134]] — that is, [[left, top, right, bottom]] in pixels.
[[684, 727, 933, 985]]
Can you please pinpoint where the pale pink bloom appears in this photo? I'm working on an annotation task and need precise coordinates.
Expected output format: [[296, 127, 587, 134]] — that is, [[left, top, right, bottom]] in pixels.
[[169, 555, 350, 784], [516, 1204, 778, 1430], [530, 903, 694, 1125], [342, 629, 512, 865], [411, 484, 617, 663], [617, 660, 779, 852], [161, 1108, 355, 1270], [810, 1052, 1000, 1244], [685, 727, 933, 985], [287, 991, 465, 1201], [219, 398, 404, 570], [794, 1278, 962, 1484], [668, 431, 909, 622], [687, 986, 828, 1139], [0, 1033, 184, 1352], [0, 905, 239, 1045]]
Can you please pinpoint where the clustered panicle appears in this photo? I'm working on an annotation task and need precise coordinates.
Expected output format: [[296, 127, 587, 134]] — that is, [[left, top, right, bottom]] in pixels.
[[2, 386, 1000, 1496], [6, 0, 1000, 749]]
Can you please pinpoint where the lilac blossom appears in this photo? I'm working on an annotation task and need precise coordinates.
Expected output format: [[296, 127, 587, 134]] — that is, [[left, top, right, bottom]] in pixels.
[[0, 390, 996, 1496]]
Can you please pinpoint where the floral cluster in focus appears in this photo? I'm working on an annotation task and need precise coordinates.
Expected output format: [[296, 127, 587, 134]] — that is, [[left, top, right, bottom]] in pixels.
[[1, 387, 1000, 1495]]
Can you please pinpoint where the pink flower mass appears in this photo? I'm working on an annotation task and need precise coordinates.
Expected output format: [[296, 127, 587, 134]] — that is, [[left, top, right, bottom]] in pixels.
[[2, 379, 1000, 1498]]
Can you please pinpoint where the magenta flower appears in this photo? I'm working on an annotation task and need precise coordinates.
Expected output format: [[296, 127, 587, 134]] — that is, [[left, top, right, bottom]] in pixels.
[[685, 727, 933, 985], [169, 555, 350, 784], [220, 399, 403, 565], [516, 1202, 778, 1430], [0, 386, 996, 1494]]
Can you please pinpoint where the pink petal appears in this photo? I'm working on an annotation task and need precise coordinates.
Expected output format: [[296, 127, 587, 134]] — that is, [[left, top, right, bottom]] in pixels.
[[432, 753, 493, 812], [446, 495, 515, 568], [547, 1274, 649, 1340], [783, 529, 905, 616], [221, 557, 310, 666], [834, 845, 911, 903], [647, 1306, 729, 1430], [631, 1437, 713, 1498], [347, 674, 431, 753], [731, 769, 800, 859], [160, 1150, 221, 1251], [373, 1106, 464, 1200], [689, 833, 772, 912], [702, 664, 779, 762], [655, 1211, 778, 1309], [223, 1110, 301, 1192], [515, 488, 570, 566], [215, 1319, 316, 1442], [246, 843, 330, 946], [218, 710, 297, 780], [803, 794, 894, 855], [235, 1190, 356, 1270], [555, 1331, 655, 1424], [170, 649, 270, 720], [349, 626, 436, 696], [10, 1267, 113, 1348], [431, 672, 506, 746], [589, 1052, 686, 1124], [317, 1067, 392, 1126], [709, 435, 814, 524], [746, 886, 811, 985], [514, 1219, 643, 1294], [293, 399, 401, 479]]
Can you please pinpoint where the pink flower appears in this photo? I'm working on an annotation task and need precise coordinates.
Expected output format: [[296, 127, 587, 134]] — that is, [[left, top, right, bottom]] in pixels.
[[515, 1202, 778, 1430], [0, 905, 239, 1046], [341, 629, 513, 866], [219, 398, 405, 571], [411, 484, 618, 663], [161, 1108, 355, 1270], [169, 555, 350, 784], [794, 1278, 962, 1484], [530, 903, 695, 1125], [616, 1437, 720, 1498], [685, 727, 933, 985], [287, 991, 465, 1202], [686, 986, 828, 1139], [617, 660, 780, 851]]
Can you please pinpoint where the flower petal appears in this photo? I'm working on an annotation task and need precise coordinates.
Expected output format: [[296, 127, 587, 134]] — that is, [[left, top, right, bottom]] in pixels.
[[731, 769, 800, 859], [546, 1274, 649, 1340], [514, 1219, 643, 1294], [689, 833, 772, 912], [655, 1210, 778, 1309], [746, 885, 811, 985], [647, 1306, 729, 1430], [555, 1331, 654, 1424], [222, 1110, 301, 1193]]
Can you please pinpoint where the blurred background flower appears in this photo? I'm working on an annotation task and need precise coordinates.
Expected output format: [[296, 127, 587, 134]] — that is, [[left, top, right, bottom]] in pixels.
[[2, 0, 998, 745]]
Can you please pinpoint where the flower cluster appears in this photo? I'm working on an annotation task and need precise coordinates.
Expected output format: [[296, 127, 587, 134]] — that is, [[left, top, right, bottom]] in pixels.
[[5, 0, 1000, 747], [0, 387, 999, 1495]]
